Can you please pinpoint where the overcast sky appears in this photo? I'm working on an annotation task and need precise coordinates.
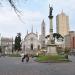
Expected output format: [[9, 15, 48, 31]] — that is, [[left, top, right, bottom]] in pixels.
[[0, 0, 75, 38]]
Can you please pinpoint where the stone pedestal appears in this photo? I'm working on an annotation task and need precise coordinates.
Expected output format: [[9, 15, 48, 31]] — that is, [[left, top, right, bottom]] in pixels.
[[47, 44, 57, 55], [46, 38, 57, 55]]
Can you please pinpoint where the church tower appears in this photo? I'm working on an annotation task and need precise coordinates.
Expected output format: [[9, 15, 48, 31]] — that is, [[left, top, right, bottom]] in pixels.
[[41, 20, 45, 48]]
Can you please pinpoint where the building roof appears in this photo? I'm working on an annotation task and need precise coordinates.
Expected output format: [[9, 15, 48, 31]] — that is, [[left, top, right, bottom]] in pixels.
[[24, 32, 37, 39]]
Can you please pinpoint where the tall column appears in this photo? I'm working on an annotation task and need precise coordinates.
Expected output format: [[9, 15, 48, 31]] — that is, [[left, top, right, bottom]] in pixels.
[[48, 4, 54, 44], [50, 16, 53, 33], [46, 4, 57, 55], [49, 16, 53, 41]]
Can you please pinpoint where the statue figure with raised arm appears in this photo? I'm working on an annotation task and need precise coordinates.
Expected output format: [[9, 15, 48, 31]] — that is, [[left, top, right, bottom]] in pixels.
[[49, 4, 53, 16]]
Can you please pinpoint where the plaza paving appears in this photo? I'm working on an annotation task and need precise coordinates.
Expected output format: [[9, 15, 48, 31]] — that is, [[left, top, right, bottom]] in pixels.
[[0, 56, 75, 75]]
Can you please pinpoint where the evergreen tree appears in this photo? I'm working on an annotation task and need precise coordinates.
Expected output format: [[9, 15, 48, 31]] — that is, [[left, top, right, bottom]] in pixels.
[[15, 33, 21, 51]]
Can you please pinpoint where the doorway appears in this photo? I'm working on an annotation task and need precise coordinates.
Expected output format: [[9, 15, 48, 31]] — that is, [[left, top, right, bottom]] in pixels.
[[31, 44, 33, 50]]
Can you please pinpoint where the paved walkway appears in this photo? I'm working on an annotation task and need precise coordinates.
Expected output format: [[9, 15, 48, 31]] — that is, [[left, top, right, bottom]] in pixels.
[[69, 55, 75, 62], [0, 56, 75, 75]]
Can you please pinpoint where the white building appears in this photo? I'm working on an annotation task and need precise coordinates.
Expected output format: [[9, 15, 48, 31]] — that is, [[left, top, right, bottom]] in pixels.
[[40, 20, 46, 48], [22, 20, 46, 55], [1, 37, 13, 54], [22, 32, 41, 55]]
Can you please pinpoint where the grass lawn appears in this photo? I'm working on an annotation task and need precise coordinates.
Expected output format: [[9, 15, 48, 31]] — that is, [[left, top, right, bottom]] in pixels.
[[36, 55, 70, 63]]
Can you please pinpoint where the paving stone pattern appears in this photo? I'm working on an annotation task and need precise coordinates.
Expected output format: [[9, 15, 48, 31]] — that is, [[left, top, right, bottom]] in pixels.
[[0, 56, 75, 75]]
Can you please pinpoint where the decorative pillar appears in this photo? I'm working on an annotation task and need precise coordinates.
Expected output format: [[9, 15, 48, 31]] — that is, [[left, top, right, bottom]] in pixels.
[[48, 4, 54, 44], [46, 4, 57, 55]]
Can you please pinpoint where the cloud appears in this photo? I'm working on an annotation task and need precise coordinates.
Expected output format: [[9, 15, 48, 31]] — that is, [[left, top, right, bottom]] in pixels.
[[0, 6, 44, 37], [0, 0, 75, 37], [48, 0, 75, 31], [0, 7, 43, 24], [22, 10, 43, 21]]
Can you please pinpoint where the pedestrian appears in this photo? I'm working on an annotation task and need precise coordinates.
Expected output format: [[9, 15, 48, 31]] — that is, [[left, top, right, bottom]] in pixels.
[[26, 54, 29, 62], [21, 54, 26, 62]]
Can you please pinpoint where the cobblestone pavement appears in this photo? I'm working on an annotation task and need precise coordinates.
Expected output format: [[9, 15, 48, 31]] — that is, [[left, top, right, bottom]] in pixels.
[[0, 56, 75, 75]]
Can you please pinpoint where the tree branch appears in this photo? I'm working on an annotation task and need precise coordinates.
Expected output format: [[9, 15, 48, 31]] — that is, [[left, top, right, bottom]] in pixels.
[[8, 0, 26, 24]]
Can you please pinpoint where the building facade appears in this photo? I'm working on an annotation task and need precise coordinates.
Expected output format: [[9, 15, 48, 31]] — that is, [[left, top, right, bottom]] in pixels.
[[64, 31, 75, 51], [22, 20, 46, 55], [1, 37, 13, 54], [56, 11, 69, 37], [22, 32, 41, 55]]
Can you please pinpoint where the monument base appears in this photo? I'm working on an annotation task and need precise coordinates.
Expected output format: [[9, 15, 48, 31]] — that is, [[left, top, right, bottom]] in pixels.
[[46, 44, 57, 55]]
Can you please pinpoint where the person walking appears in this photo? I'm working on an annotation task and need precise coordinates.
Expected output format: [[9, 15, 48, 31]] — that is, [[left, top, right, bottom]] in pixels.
[[26, 54, 29, 62], [21, 54, 26, 62]]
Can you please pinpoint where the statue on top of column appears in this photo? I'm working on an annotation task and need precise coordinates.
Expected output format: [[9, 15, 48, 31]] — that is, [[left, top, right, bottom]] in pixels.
[[49, 4, 53, 16]]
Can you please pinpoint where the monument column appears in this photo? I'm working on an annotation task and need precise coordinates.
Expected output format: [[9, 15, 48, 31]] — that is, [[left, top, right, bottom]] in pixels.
[[48, 4, 54, 43], [49, 16, 53, 33], [46, 4, 57, 55]]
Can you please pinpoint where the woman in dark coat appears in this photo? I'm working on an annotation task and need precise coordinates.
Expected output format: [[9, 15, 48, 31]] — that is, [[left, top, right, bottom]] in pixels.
[[21, 54, 29, 62], [26, 54, 29, 62]]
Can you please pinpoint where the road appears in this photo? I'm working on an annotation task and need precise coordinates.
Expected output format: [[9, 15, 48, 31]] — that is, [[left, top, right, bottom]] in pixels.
[[0, 56, 75, 75]]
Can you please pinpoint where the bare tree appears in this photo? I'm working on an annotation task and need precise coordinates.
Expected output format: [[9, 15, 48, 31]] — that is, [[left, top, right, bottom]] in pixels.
[[1, 0, 28, 12], [8, 0, 20, 14], [0, 0, 28, 24], [0, 0, 28, 22]]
